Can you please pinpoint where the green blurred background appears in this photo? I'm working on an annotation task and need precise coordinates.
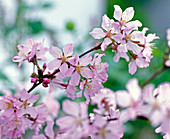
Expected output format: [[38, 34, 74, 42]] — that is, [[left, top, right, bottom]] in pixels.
[[0, 0, 170, 138]]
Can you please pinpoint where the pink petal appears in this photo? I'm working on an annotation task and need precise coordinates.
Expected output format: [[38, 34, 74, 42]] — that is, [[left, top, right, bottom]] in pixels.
[[116, 90, 131, 107], [63, 43, 73, 57], [56, 116, 74, 129], [165, 60, 170, 67], [27, 94, 39, 104], [62, 100, 79, 117], [128, 61, 137, 75], [136, 57, 149, 68], [114, 5, 122, 21], [126, 78, 141, 101], [48, 59, 62, 71], [127, 41, 143, 55], [101, 14, 111, 31], [90, 28, 106, 39], [70, 71, 80, 86], [32, 134, 46, 139], [45, 120, 54, 138], [79, 54, 92, 66], [101, 37, 112, 51], [49, 46, 62, 58], [122, 7, 134, 22], [80, 67, 94, 78]]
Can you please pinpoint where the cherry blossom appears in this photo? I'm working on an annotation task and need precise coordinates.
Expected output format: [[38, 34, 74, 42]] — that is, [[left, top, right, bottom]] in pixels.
[[13, 38, 48, 67], [56, 100, 89, 139], [48, 43, 73, 71], [115, 78, 142, 122], [90, 114, 124, 139]]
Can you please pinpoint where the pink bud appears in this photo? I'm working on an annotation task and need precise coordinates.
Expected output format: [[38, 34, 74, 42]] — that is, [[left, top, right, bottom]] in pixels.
[[43, 78, 50, 84], [43, 63, 47, 71], [31, 78, 37, 83], [42, 82, 48, 87]]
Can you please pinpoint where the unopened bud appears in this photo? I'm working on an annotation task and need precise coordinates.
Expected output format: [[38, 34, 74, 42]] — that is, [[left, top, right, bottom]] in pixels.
[[43, 78, 50, 84], [43, 63, 47, 71], [42, 82, 48, 87], [31, 78, 37, 83]]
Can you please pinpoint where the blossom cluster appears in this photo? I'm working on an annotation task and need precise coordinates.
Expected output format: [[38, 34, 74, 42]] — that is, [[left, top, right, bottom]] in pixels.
[[56, 89, 124, 139], [13, 38, 109, 103], [90, 5, 159, 74], [115, 78, 170, 139], [0, 89, 49, 139]]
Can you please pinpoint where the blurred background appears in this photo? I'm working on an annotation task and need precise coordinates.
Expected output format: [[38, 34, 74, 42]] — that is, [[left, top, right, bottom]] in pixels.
[[0, 0, 170, 138]]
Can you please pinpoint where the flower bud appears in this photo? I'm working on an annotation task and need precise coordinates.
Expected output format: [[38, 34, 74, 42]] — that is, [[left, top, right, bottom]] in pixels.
[[43, 78, 50, 84], [42, 82, 48, 87], [43, 63, 47, 71], [31, 78, 37, 83]]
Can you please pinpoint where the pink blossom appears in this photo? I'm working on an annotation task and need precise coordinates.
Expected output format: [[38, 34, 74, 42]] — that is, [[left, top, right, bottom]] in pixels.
[[91, 53, 109, 83], [155, 109, 170, 139], [48, 43, 73, 71], [90, 114, 124, 139], [13, 38, 48, 67], [80, 79, 103, 104], [42, 93, 60, 118], [0, 96, 16, 118], [30, 104, 48, 135], [90, 14, 122, 51], [91, 88, 116, 115], [16, 89, 39, 118], [56, 100, 89, 139], [128, 53, 149, 75], [139, 83, 170, 126], [116, 78, 142, 122]]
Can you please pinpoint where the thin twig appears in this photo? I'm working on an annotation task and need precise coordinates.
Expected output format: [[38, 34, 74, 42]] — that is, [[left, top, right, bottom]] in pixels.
[[79, 42, 102, 58], [140, 66, 167, 88]]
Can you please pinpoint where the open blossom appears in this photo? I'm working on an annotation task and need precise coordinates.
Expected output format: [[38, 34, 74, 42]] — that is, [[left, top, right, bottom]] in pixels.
[[139, 83, 170, 126], [42, 92, 60, 118], [91, 88, 116, 115], [91, 53, 109, 83], [48, 43, 73, 71], [90, 114, 124, 139], [56, 100, 89, 139], [90, 14, 122, 51], [115, 78, 142, 122], [155, 109, 170, 139], [128, 53, 149, 75], [13, 38, 48, 67], [16, 89, 39, 118]]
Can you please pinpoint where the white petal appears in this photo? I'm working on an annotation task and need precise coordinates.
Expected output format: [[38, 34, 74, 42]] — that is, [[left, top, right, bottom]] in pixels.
[[113, 5, 122, 21]]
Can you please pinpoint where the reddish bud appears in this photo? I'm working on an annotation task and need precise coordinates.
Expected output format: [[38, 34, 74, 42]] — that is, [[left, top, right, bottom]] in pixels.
[[43, 63, 47, 71], [31, 78, 37, 83], [43, 78, 50, 84], [42, 82, 48, 87]]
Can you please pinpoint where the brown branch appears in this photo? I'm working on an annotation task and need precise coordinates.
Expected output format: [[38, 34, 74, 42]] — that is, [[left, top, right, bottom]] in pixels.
[[27, 82, 42, 93], [140, 66, 167, 88], [79, 42, 102, 58]]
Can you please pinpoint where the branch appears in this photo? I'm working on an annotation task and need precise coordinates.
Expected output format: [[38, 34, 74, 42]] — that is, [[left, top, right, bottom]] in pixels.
[[79, 42, 102, 58], [27, 82, 42, 93], [140, 66, 167, 88]]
